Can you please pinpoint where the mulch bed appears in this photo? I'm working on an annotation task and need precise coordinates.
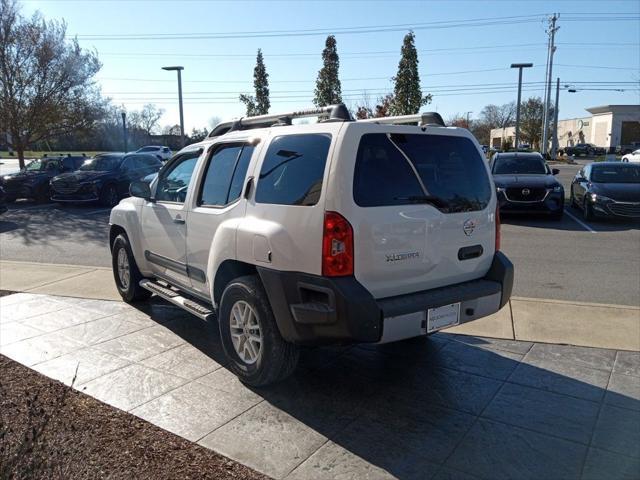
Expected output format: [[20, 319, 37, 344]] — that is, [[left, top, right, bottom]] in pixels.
[[0, 352, 268, 479]]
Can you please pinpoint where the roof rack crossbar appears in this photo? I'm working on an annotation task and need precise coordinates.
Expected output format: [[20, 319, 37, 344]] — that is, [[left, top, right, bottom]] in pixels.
[[357, 112, 446, 127], [208, 103, 352, 138]]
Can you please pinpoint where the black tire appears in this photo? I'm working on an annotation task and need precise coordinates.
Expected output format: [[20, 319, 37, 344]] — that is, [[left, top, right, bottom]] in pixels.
[[583, 198, 594, 221], [218, 275, 299, 387], [34, 184, 50, 203], [111, 233, 151, 303], [100, 184, 119, 207]]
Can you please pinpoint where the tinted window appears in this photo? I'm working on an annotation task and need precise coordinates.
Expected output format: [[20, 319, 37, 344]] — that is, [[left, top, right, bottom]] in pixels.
[[138, 155, 161, 167], [354, 133, 492, 213], [155, 153, 199, 203], [592, 165, 640, 184], [255, 134, 331, 206], [493, 155, 546, 174], [199, 145, 243, 206], [138, 147, 158, 153], [227, 145, 255, 202], [79, 156, 122, 171]]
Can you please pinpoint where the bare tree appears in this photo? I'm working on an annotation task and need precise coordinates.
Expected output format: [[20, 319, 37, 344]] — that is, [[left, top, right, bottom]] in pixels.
[[0, 0, 105, 168], [480, 102, 516, 131], [137, 104, 164, 137]]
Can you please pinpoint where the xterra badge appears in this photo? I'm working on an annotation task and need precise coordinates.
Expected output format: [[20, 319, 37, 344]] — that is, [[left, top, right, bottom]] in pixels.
[[386, 252, 420, 262]]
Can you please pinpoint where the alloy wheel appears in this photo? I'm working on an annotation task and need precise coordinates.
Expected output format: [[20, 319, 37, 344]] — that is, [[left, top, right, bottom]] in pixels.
[[229, 300, 263, 364], [116, 247, 130, 290]]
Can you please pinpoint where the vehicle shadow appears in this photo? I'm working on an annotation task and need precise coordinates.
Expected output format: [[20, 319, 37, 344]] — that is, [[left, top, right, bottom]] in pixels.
[[136, 300, 640, 480], [503, 210, 640, 232], [0, 202, 109, 246]]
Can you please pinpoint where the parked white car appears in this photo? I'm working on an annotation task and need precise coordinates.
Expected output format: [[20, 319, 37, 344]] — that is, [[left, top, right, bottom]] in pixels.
[[622, 149, 640, 163], [109, 104, 513, 386], [135, 145, 172, 161]]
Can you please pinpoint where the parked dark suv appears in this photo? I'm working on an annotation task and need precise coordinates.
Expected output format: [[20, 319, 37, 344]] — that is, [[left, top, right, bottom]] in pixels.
[[0, 155, 86, 202], [491, 152, 564, 219], [561, 143, 606, 157], [51, 153, 162, 206]]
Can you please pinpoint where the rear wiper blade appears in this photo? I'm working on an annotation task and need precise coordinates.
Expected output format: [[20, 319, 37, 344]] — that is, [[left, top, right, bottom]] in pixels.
[[394, 195, 449, 208]]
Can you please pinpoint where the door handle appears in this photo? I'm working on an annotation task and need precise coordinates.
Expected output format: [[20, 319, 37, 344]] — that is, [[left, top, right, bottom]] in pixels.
[[173, 216, 185, 225]]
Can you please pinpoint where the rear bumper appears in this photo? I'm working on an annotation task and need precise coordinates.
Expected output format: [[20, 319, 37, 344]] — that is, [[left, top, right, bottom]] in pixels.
[[258, 251, 514, 346]]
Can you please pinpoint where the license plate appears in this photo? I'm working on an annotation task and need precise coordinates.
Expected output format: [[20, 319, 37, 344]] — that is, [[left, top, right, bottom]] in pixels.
[[427, 303, 461, 333]]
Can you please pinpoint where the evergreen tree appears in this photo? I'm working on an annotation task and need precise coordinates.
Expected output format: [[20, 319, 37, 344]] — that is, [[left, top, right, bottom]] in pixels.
[[239, 49, 270, 116], [391, 31, 431, 115], [314, 35, 342, 107]]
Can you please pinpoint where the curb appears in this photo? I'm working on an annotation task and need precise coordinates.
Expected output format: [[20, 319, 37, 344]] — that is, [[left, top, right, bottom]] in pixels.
[[2, 260, 639, 351]]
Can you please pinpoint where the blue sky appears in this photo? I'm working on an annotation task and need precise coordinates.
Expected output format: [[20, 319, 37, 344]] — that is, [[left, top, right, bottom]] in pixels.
[[22, 0, 640, 132]]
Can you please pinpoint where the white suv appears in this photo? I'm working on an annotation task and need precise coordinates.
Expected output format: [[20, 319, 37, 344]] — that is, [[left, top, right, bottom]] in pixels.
[[135, 145, 172, 161], [109, 105, 513, 386]]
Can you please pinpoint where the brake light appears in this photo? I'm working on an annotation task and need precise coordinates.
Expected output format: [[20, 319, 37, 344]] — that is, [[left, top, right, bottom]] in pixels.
[[495, 205, 501, 252], [322, 211, 354, 276]]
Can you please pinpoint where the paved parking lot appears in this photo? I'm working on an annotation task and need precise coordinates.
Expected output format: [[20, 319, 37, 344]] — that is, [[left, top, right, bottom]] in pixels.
[[2, 162, 638, 305], [1, 292, 639, 480]]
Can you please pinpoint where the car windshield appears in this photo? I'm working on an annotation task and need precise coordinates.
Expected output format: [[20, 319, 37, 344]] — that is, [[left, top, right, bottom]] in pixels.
[[79, 156, 121, 171], [592, 165, 640, 184], [24, 159, 60, 172], [493, 156, 546, 175]]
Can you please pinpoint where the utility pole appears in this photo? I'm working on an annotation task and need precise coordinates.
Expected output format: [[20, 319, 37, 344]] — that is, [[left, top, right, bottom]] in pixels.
[[511, 63, 533, 151], [465, 111, 472, 129], [551, 77, 560, 159], [121, 112, 127, 153], [541, 13, 559, 157]]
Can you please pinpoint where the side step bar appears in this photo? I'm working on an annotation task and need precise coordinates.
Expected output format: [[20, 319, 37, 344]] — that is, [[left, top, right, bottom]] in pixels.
[[140, 279, 215, 322]]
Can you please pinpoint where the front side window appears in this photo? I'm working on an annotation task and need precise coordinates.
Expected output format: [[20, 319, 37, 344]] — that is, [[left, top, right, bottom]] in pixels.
[[255, 134, 331, 206], [354, 133, 492, 213], [155, 153, 199, 203]]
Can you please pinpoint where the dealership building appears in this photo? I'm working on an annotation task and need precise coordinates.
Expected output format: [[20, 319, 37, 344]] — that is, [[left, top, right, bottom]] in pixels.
[[490, 104, 640, 150]]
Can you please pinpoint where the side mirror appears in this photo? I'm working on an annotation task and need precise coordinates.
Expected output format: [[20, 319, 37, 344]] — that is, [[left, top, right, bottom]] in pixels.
[[129, 181, 152, 201], [552, 168, 560, 175]]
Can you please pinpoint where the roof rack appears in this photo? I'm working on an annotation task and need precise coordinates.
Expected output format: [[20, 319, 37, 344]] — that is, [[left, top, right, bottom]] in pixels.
[[208, 103, 353, 138], [357, 112, 446, 127]]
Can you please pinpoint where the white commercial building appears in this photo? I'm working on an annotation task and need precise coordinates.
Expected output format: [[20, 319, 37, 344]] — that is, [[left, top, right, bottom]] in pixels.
[[490, 104, 640, 151]]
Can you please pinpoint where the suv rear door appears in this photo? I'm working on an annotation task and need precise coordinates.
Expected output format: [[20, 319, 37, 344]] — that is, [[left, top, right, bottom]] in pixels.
[[330, 124, 497, 299]]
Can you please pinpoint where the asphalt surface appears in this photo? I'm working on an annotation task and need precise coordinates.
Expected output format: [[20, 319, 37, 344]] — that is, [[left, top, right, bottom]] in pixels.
[[1, 160, 639, 306]]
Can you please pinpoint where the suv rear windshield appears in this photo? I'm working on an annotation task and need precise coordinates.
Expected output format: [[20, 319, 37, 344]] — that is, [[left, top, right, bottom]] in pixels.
[[353, 133, 492, 213]]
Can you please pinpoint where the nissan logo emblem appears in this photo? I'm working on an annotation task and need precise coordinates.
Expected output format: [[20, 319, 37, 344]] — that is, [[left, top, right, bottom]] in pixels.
[[463, 219, 476, 236], [522, 188, 530, 196]]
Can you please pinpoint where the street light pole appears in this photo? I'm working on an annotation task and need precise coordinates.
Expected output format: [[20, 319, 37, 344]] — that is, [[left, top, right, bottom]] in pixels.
[[162, 66, 185, 148], [465, 111, 472, 129], [510, 63, 533, 151], [121, 112, 127, 153]]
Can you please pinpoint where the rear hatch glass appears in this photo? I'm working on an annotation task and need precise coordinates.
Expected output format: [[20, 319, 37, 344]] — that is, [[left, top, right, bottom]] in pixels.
[[351, 132, 495, 298]]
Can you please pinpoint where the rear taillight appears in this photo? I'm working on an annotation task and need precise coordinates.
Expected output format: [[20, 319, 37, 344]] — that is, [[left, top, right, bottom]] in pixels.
[[495, 205, 501, 252], [322, 211, 354, 277]]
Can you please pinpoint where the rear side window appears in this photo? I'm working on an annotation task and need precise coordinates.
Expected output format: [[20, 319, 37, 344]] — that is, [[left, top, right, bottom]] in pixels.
[[255, 134, 331, 206], [354, 133, 492, 213], [199, 144, 255, 206]]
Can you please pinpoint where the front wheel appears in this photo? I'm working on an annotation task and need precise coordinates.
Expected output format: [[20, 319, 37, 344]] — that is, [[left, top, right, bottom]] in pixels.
[[218, 275, 299, 387], [111, 234, 151, 303], [583, 198, 595, 221], [100, 184, 119, 207]]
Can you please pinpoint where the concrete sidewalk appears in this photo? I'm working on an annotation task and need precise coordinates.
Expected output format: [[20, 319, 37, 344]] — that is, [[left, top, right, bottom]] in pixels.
[[2, 292, 639, 479], [1, 260, 639, 351]]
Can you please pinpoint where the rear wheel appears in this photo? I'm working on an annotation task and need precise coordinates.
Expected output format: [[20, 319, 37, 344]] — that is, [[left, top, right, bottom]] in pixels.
[[111, 234, 151, 303], [218, 275, 299, 387]]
